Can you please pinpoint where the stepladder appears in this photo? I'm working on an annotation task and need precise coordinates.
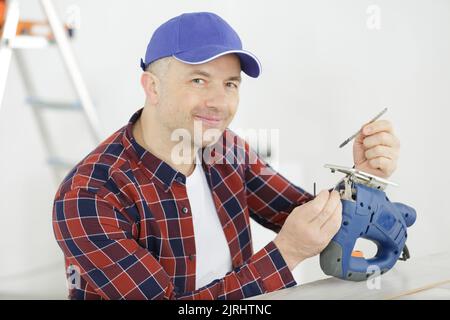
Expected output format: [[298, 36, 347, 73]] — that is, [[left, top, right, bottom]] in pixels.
[[0, 0, 101, 182]]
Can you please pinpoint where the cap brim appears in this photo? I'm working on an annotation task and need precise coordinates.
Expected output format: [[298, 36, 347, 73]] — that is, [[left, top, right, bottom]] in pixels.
[[173, 46, 261, 78]]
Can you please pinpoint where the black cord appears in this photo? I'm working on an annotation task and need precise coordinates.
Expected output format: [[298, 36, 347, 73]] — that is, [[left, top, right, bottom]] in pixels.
[[399, 245, 410, 261]]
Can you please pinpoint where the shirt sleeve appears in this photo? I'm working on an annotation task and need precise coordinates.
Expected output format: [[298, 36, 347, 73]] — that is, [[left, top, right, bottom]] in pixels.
[[244, 141, 314, 233], [53, 189, 296, 300]]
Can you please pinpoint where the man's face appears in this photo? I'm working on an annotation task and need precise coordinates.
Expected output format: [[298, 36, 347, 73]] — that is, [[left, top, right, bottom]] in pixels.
[[155, 54, 241, 148]]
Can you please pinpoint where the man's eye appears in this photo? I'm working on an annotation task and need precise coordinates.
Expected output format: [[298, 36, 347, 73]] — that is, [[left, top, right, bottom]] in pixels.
[[226, 82, 238, 89], [192, 78, 205, 85]]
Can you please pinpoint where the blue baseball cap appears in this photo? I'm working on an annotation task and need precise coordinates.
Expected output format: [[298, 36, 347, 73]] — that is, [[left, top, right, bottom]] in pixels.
[[140, 12, 261, 78]]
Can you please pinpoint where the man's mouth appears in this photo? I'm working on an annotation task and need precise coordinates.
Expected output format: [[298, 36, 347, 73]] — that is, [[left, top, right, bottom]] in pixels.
[[193, 114, 223, 127]]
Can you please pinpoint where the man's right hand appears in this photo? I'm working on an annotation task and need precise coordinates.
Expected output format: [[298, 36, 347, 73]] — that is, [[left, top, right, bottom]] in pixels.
[[273, 190, 343, 271]]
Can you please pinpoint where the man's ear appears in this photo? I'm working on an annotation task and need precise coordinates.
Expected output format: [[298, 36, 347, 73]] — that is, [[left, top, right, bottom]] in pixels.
[[141, 72, 160, 105]]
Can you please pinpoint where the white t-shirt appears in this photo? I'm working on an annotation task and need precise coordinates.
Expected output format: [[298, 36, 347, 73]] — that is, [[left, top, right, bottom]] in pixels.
[[186, 153, 232, 289]]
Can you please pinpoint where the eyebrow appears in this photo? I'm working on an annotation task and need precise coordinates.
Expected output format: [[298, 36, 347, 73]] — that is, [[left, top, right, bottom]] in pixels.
[[188, 70, 242, 83]]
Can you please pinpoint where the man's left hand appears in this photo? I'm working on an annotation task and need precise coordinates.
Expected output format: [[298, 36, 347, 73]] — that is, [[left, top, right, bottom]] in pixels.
[[353, 120, 400, 179]]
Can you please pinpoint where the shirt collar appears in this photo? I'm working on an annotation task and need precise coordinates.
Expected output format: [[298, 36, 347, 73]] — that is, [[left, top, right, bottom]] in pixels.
[[121, 108, 238, 191], [122, 108, 185, 190]]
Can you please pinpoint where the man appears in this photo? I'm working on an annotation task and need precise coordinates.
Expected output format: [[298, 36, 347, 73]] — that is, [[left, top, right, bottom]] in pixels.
[[53, 12, 400, 300]]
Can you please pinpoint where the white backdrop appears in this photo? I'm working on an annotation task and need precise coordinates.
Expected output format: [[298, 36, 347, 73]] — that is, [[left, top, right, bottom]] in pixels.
[[0, 0, 449, 299]]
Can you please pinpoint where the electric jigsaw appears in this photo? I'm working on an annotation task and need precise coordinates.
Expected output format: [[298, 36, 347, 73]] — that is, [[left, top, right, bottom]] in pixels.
[[319, 164, 416, 281]]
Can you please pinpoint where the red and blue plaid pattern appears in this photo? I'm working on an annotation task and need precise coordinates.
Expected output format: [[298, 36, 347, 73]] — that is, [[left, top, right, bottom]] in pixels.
[[52, 108, 313, 300]]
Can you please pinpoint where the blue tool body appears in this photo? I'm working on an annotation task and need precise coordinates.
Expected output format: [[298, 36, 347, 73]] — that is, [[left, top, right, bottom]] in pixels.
[[320, 183, 416, 281]]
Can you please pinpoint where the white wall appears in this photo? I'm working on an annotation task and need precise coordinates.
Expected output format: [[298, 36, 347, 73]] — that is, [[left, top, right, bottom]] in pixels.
[[1, 0, 449, 299]]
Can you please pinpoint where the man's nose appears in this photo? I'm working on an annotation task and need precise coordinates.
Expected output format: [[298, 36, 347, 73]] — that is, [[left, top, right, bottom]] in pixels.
[[204, 84, 228, 110]]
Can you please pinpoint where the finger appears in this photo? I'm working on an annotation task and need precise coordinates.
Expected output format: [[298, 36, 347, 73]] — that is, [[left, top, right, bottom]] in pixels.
[[321, 204, 343, 239], [303, 190, 330, 221], [368, 156, 396, 173], [321, 197, 342, 229], [364, 145, 398, 161], [363, 132, 399, 149], [312, 190, 340, 227], [362, 120, 394, 136]]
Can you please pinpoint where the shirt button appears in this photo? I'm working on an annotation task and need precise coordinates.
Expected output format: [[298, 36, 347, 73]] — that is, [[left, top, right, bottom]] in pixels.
[[189, 254, 195, 261], [182, 207, 189, 214], [176, 176, 183, 183]]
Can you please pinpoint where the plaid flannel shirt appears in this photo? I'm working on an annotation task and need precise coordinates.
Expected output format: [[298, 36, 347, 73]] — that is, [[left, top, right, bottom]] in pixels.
[[53, 108, 313, 300]]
